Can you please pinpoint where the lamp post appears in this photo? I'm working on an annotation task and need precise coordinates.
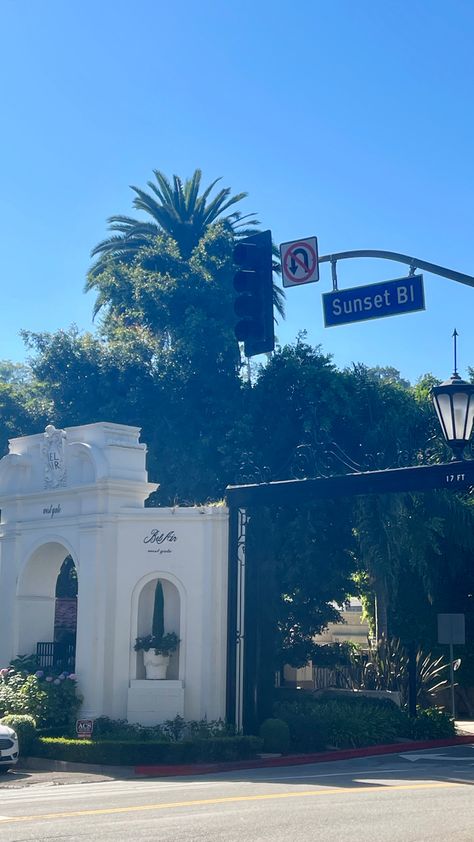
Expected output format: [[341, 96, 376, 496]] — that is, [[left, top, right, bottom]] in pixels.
[[431, 330, 474, 460]]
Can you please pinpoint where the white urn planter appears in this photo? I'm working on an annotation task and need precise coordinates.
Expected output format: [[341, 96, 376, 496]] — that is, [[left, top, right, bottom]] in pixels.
[[143, 651, 170, 680]]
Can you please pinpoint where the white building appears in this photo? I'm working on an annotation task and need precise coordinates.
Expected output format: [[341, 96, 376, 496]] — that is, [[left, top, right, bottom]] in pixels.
[[0, 423, 229, 725]]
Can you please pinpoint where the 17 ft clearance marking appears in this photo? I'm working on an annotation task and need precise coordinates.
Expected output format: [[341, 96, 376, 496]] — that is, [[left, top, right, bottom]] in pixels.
[[280, 237, 319, 287]]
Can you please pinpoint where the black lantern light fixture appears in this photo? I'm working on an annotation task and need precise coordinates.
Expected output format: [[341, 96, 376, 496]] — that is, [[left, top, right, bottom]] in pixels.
[[431, 330, 474, 460]]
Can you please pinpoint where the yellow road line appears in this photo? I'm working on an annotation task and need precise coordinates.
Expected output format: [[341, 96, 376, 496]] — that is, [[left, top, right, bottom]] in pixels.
[[0, 781, 464, 824]]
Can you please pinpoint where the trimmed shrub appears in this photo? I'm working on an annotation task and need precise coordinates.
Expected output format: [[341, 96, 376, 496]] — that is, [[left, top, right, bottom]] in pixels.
[[35, 735, 263, 765], [259, 718, 290, 754], [0, 714, 37, 756], [90, 715, 234, 743], [274, 694, 458, 750], [407, 708, 455, 740], [275, 695, 408, 750]]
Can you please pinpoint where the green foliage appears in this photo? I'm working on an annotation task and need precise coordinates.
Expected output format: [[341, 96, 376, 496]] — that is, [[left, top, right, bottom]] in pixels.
[[407, 707, 455, 740], [9, 654, 39, 672], [91, 715, 234, 743], [0, 668, 81, 728], [274, 695, 454, 750], [346, 639, 449, 707], [134, 632, 180, 656], [88, 168, 257, 271], [152, 580, 165, 640], [274, 695, 407, 750], [0, 379, 50, 458], [259, 718, 290, 753], [0, 714, 37, 755], [36, 736, 262, 765]]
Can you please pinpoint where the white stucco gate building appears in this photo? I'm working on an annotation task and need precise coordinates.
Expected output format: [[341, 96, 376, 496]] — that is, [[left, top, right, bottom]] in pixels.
[[0, 423, 228, 725]]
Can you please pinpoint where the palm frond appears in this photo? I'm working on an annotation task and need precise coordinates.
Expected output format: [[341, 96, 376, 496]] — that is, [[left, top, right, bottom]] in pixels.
[[131, 186, 180, 225], [172, 175, 187, 218], [202, 191, 249, 227], [151, 170, 175, 205], [183, 169, 202, 215]]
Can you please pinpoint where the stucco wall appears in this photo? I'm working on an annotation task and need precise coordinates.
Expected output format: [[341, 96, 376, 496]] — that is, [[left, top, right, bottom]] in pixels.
[[0, 423, 229, 724]]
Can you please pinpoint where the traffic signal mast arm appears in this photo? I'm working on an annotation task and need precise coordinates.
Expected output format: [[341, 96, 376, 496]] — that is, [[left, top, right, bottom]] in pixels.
[[318, 249, 474, 289]]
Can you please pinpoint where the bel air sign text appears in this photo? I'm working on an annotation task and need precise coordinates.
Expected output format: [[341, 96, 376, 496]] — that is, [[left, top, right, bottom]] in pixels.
[[144, 529, 177, 553], [322, 274, 425, 327]]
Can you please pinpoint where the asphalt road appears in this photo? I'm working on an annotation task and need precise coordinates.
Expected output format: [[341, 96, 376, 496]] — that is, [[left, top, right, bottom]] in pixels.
[[0, 745, 473, 841]]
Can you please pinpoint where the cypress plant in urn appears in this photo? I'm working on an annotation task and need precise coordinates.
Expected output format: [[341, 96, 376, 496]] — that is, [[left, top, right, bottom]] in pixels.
[[134, 580, 180, 678], [152, 580, 165, 640]]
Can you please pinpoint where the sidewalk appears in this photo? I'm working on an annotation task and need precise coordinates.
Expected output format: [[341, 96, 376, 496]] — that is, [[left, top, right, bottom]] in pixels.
[[13, 720, 473, 783], [455, 719, 474, 735]]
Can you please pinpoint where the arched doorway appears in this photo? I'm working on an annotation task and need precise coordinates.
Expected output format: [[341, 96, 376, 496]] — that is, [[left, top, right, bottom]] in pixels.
[[51, 556, 77, 670], [17, 542, 78, 672]]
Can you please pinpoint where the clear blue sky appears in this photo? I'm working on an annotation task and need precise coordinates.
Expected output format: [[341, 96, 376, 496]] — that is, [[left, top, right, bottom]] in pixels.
[[1, 0, 473, 383]]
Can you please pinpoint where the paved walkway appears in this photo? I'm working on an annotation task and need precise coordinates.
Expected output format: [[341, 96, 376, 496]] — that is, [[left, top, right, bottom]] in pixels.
[[456, 719, 474, 735]]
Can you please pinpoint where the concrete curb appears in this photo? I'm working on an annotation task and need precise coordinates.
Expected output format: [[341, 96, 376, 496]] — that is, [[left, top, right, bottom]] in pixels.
[[20, 734, 474, 779], [134, 735, 474, 776]]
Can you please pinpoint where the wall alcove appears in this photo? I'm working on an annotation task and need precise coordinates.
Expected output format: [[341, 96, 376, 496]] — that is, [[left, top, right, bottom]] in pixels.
[[135, 577, 181, 680]]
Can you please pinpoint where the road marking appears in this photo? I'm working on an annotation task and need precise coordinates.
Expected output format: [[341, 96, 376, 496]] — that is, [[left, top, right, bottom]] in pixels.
[[400, 753, 474, 762], [267, 767, 406, 781], [0, 781, 465, 824]]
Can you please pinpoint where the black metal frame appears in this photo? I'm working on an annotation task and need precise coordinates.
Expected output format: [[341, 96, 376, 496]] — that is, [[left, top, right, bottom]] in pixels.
[[36, 641, 76, 672], [225, 459, 474, 730]]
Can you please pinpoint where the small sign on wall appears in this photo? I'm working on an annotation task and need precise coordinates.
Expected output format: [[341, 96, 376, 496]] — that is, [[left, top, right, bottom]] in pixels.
[[76, 719, 94, 739]]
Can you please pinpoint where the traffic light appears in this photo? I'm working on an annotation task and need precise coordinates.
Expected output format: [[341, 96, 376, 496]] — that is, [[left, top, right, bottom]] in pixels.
[[233, 229, 274, 358]]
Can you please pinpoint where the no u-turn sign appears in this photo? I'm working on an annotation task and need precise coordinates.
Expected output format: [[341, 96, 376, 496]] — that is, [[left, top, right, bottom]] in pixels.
[[280, 237, 319, 287]]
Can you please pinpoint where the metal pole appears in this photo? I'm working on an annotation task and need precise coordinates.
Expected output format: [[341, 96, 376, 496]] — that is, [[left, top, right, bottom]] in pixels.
[[449, 642, 456, 720], [317, 249, 474, 288], [408, 641, 417, 718], [225, 505, 239, 727]]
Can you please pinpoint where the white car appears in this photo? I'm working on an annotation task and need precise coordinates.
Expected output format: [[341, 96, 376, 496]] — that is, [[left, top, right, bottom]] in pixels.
[[0, 724, 19, 773]]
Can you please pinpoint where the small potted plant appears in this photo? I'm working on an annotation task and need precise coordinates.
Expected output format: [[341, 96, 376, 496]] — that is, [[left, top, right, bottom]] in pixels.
[[134, 581, 180, 679]]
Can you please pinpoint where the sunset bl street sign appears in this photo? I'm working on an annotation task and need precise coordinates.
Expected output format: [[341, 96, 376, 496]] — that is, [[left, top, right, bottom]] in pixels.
[[322, 274, 425, 327]]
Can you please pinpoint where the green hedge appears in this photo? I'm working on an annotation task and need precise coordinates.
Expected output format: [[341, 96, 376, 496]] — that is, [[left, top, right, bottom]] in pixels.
[[259, 718, 290, 753], [35, 735, 263, 765], [406, 708, 454, 740], [0, 714, 38, 756], [274, 695, 452, 750]]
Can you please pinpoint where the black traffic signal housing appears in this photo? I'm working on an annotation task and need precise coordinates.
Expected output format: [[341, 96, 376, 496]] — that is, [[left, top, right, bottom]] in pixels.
[[233, 229, 274, 358]]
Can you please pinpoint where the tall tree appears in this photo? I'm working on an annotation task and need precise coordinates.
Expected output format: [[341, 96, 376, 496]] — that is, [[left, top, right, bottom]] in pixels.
[[89, 169, 255, 269], [86, 168, 285, 329]]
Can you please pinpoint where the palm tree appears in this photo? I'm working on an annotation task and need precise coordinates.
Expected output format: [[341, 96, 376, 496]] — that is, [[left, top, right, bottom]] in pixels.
[[86, 168, 285, 320]]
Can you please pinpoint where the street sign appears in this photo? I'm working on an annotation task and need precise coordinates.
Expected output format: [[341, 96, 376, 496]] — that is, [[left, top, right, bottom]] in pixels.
[[438, 613, 465, 645], [280, 237, 319, 287], [322, 274, 425, 327]]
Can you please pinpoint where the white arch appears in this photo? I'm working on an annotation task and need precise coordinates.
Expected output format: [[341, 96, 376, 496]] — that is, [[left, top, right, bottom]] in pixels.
[[67, 441, 109, 483], [15, 538, 78, 661], [17, 534, 79, 596]]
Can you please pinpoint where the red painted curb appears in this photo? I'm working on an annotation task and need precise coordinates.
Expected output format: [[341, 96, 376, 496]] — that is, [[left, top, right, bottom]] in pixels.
[[134, 734, 474, 777]]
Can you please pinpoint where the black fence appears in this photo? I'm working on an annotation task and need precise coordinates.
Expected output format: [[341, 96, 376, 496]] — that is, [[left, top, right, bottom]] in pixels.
[[36, 642, 75, 672]]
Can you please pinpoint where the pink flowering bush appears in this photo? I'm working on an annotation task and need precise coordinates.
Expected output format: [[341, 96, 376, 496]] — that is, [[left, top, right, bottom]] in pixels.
[[0, 665, 81, 728]]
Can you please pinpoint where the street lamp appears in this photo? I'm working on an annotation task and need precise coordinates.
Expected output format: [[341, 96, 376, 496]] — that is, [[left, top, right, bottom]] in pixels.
[[431, 330, 474, 460]]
